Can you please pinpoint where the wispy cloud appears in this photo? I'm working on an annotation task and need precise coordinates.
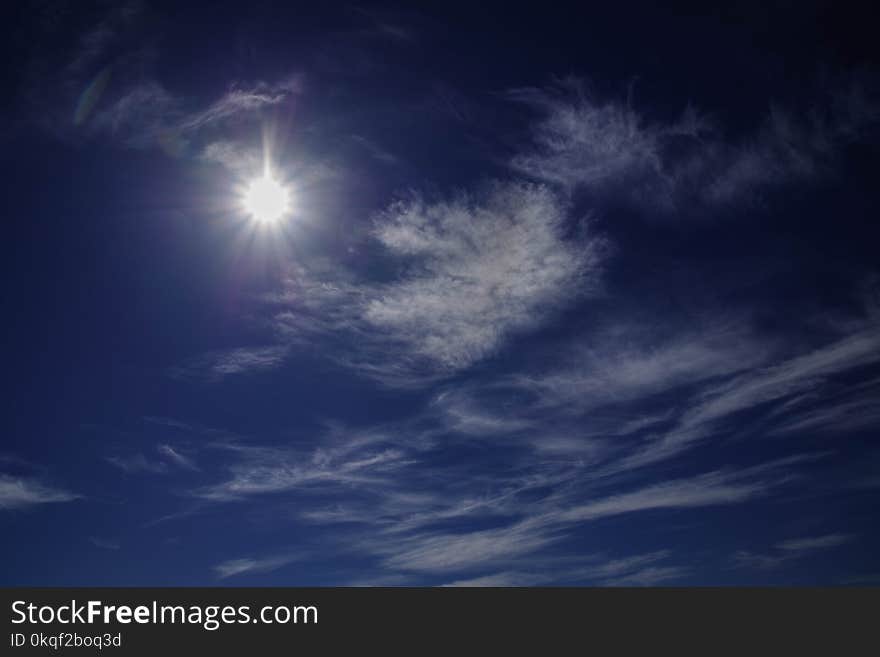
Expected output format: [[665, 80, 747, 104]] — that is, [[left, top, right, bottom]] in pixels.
[[194, 430, 409, 501], [441, 571, 547, 587], [555, 462, 788, 525], [599, 565, 688, 586], [558, 478, 739, 523], [64, 1, 145, 78], [173, 346, 289, 382], [107, 443, 200, 474], [366, 183, 602, 370], [106, 453, 168, 474], [91, 78, 298, 156], [612, 323, 880, 470], [685, 328, 880, 429], [20, 1, 150, 133], [196, 306, 873, 580], [510, 77, 684, 191], [507, 320, 770, 415], [157, 444, 199, 471], [357, 456, 805, 575], [439, 551, 687, 586], [200, 140, 263, 173], [349, 134, 399, 164], [271, 181, 608, 385], [511, 76, 878, 212], [178, 81, 300, 133], [411, 318, 773, 465], [378, 520, 561, 574], [89, 537, 121, 550], [213, 554, 300, 579], [777, 534, 854, 553], [734, 533, 854, 570], [426, 313, 879, 471], [429, 388, 536, 437], [350, 7, 418, 44], [23, 1, 299, 157], [768, 379, 880, 437], [0, 475, 78, 510], [89, 80, 180, 147]]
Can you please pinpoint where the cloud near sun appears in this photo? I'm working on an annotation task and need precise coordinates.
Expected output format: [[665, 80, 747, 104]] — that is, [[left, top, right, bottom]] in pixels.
[[178, 76, 879, 387]]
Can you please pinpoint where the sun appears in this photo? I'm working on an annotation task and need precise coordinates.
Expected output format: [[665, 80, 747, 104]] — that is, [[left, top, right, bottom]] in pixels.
[[242, 174, 290, 223]]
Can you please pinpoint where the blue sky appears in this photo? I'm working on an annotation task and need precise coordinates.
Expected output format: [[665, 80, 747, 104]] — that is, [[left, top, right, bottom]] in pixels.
[[1, 1, 879, 586]]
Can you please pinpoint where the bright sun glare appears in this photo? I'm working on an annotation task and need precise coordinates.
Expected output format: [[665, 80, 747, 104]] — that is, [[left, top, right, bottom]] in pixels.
[[243, 174, 290, 223]]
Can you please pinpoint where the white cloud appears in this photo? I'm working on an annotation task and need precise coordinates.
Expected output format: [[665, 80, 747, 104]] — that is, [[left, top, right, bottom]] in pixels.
[[106, 453, 168, 474], [350, 134, 399, 164], [583, 551, 672, 580], [732, 550, 787, 570], [777, 533, 853, 553], [768, 378, 880, 436], [90, 78, 298, 155], [379, 520, 560, 573], [195, 432, 408, 501], [273, 181, 607, 385], [416, 318, 854, 493], [178, 81, 299, 133], [510, 320, 770, 414], [157, 444, 199, 471], [441, 571, 546, 587], [296, 460, 573, 541], [173, 345, 289, 381], [617, 324, 880, 470], [361, 457, 801, 574], [91, 80, 180, 146], [428, 388, 535, 436], [365, 182, 605, 370], [439, 551, 685, 586], [734, 533, 854, 571], [213, 554, 299, 579], [200, 140, 263, 174], [556, 468, 775, 524], [510, 78, 680, 191], [243, 314, 874, 582], [414, 320, 770, 461], [686, 327, 880, 428], [108, 443, 201, 474], [511, 77, 877, 211], [419, 315, 875, 472], [599, 565, 688, 586], [0, 475, 78, 510]]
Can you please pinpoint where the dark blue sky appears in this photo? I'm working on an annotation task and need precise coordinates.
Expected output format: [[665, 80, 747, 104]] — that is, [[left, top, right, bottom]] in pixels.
[[1, 0, 879, 586]]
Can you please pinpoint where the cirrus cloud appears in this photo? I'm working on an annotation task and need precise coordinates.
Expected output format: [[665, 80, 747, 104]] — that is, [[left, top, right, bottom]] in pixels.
[[271, 181, 608, 385], [0, 474, 79, 511]]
